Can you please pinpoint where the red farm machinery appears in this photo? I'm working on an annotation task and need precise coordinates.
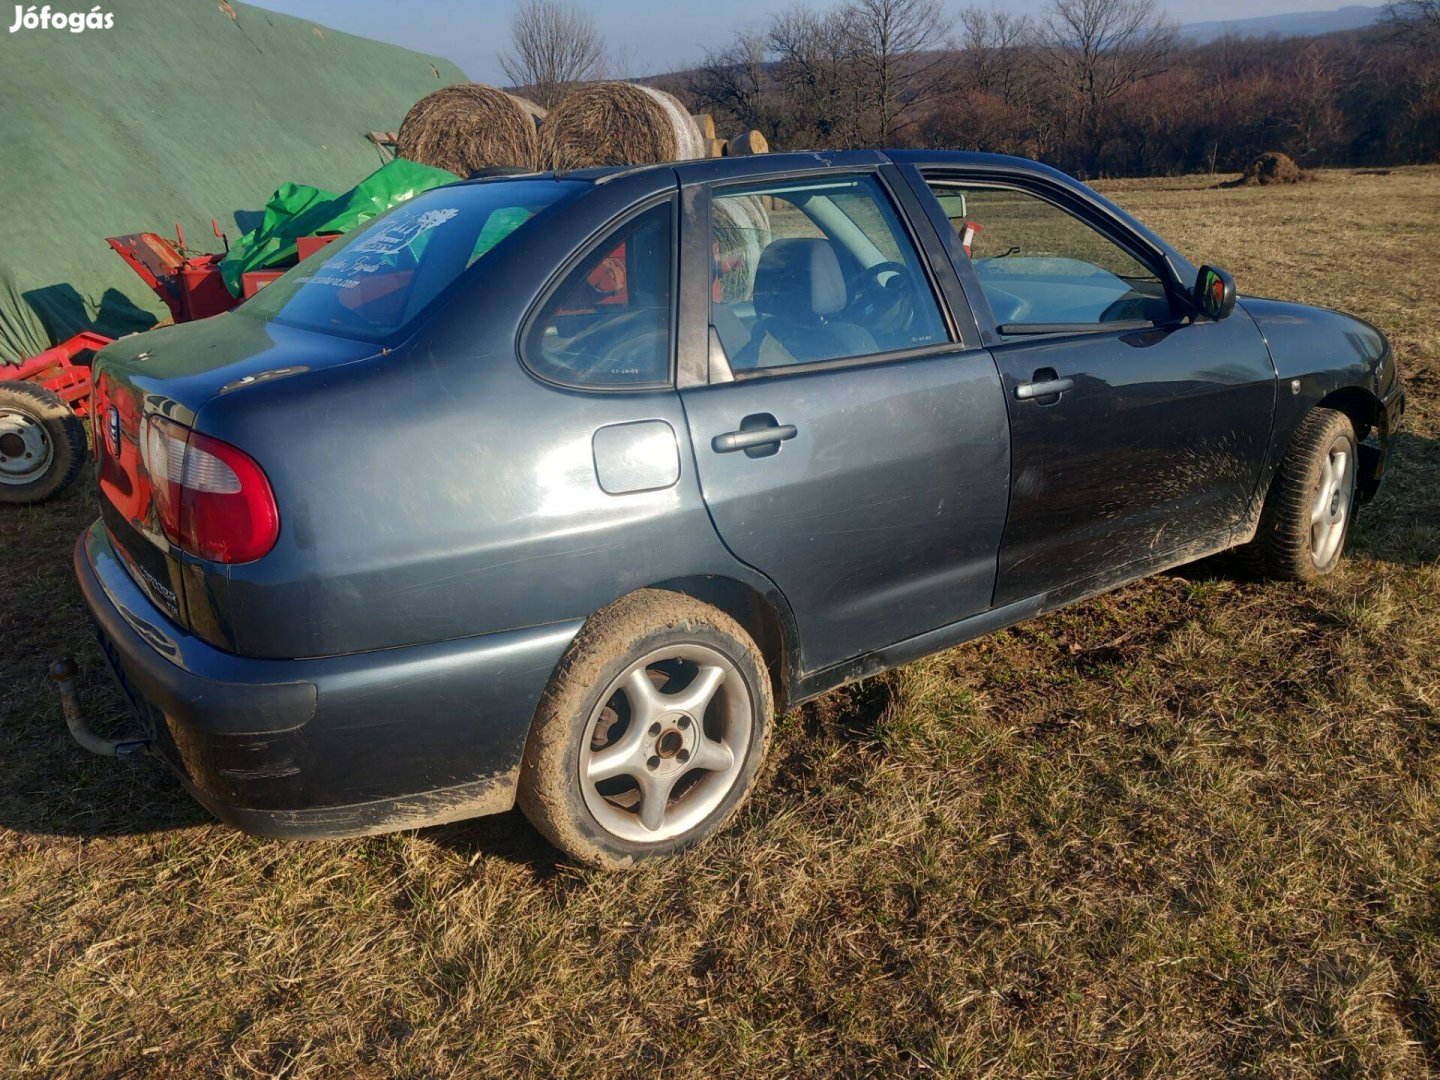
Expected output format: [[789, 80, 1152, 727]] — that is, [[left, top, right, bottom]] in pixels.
[[0, 226, 337, 503]]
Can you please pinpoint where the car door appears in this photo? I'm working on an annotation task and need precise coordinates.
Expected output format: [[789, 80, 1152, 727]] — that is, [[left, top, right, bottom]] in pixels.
[[911, 169, 1277, 607], [676, 167, 1011, 675]]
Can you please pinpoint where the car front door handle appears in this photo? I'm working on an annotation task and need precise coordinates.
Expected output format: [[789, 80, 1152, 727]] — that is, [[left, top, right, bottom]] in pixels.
[[1015, 376, 1075, 401], [712, 423, 797, 454]]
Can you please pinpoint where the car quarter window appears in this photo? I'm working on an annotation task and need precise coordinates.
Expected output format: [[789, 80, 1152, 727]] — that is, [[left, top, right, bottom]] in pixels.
[[926, 181, 1172, 331], [525, 200, 674, 388], [710, 174, 948, 372]]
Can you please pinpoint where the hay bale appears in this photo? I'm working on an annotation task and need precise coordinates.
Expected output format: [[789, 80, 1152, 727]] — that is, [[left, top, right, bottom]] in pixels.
[[712, 194, 771, 303], [539, 82, 705, 169], [729, 129, 769, 156], [705, 137, 727, 159], [692, 113, 717, 140], [397, 83, 540, 174], [1242, 151, 1305, 185]]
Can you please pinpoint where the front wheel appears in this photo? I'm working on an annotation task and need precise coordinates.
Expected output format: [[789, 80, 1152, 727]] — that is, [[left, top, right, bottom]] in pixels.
[[517, 590, 773, 869], [1240, 406, 1358, 580], [0, 382, 88, 505]]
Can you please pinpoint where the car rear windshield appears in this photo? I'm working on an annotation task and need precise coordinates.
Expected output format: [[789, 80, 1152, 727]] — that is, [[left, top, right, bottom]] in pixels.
[[238, 179, 587, 342]]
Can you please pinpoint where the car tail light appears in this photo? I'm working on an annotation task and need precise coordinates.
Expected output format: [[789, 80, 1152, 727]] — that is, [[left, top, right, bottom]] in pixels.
[[140, 415, 279, 563]]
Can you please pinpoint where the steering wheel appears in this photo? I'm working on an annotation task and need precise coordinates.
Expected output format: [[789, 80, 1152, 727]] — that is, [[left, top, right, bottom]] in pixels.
[[847, 260, 914, 341]]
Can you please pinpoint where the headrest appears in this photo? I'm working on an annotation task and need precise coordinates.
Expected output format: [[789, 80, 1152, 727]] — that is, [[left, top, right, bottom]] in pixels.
[[751, 238, 847, 319]]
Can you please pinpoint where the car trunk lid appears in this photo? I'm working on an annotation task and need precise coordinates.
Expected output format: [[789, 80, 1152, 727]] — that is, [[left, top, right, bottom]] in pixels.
[[92, 312, 382, 630]]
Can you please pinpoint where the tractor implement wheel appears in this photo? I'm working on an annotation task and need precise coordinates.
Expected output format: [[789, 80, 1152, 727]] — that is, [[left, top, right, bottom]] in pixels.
[[0, 382, 88, 504]]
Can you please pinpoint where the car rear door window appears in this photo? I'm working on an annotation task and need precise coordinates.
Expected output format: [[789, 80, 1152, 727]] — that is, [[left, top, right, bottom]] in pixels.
[[524, 201, 675, 388], [927, 182, 1172, 331], [710, 174, 947, 371]]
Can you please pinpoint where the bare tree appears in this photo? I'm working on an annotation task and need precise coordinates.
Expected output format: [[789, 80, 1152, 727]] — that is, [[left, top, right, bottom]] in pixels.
[[1385, 0, 1440, 38], [1281, 43, 1343, 162], [959, 7, 1035, 105], [690, 32, 781, 141], [499, 0, 606, 109], [770, 6, 866, 147], [845, 0, 952, 142], [678, 0, 1438, 172], [1042, 0, 1177, 172]]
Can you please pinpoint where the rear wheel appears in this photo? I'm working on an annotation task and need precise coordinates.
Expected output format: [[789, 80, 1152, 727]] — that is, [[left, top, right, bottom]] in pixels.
[[517, 590, 773, 869], [1241, 407, 1357, 580], [0, 382, 88, 505]]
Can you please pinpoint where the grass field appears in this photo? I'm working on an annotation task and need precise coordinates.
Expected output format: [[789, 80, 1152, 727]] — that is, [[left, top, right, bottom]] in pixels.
[[2, 167, 1437, 1078]]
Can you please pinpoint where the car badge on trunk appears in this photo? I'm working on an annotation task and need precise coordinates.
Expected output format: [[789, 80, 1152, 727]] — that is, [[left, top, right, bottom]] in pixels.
[[105, 406, 121, 456]]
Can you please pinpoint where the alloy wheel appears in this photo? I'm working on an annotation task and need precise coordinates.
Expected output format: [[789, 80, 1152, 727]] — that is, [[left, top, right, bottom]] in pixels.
[[1310, 433, 1356, 568], [579, 643, 753, 843]]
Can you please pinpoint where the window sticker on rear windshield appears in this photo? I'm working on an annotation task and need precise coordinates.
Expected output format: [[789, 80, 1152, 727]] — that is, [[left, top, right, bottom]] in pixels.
[[241, 180, 587, 342], [300, 205, 463, 290], [347, 207, 460, 257]]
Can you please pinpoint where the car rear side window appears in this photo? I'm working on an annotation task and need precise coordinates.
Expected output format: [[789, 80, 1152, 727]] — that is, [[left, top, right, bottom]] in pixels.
[[524, 200, 675, 389], [710, 174, 947, 372], [241, 180, 586, 343]]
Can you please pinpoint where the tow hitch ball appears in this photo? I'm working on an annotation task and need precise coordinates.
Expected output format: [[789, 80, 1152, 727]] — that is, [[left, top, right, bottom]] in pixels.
[[50, 656, 150, 759]]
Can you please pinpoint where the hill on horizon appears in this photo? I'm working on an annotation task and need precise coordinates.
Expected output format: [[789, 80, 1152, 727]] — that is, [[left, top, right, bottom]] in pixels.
[[1179, 4, 1385, 42]]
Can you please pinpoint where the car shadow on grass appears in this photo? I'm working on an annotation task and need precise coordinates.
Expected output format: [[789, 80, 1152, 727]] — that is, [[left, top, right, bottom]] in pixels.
[[1348, 431, 1440, 568], [1177, 429, 1438, 582], [419, 811, 565, 876], [2, 485, 216, 838], [5, 714, 564, 872], [415, 679, 902, 874], [0, 738, 215, 838]]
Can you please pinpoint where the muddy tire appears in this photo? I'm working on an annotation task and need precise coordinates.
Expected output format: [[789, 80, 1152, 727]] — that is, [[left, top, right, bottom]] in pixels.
[[0, 382, 88, 505], [517, 589, 773, 869], [1240, 407, 1357, 581]]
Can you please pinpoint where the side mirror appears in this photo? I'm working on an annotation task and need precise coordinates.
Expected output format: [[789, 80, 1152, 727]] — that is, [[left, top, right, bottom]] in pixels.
[[934, 191, 967, 221], [1194, 265, 1236, 320]]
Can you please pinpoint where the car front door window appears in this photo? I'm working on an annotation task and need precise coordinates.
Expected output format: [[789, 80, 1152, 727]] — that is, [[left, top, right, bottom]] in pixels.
[[930, 183, 1172, 332]]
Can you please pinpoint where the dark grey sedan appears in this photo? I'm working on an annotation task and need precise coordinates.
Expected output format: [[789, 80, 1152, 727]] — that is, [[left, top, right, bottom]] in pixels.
[[75, 151, 1404, 867]]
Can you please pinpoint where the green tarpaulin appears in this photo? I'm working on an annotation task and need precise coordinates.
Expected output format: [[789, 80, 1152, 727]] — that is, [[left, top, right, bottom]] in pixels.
[[0, 0, 465, 364], [218, 160, 460, 295]]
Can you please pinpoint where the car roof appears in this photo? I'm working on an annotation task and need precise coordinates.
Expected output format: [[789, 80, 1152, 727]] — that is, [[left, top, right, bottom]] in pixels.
[[452, 149, 1197, 286], [457, 149, 1053, 188]]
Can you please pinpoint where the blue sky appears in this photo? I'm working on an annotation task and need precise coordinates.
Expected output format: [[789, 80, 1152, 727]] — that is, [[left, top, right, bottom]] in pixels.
[[253, 0, 1370, 83]]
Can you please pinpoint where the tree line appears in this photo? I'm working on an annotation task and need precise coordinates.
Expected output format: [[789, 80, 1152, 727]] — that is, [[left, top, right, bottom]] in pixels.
[[502, 0, 1440, 178]]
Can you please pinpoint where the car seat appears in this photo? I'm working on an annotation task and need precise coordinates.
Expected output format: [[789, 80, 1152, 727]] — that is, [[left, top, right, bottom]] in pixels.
[[730, 238, 876, 369]]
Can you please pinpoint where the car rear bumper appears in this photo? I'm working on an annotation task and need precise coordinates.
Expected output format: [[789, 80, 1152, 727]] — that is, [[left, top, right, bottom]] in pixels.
[[75, 520, 580, 839]]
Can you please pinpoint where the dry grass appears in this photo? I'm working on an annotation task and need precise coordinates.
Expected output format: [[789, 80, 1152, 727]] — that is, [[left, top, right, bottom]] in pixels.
[[2, 167, 1437, 1078]]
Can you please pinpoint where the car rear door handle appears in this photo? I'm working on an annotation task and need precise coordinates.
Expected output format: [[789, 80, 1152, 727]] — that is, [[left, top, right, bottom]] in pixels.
[[712, 422, 797, 454], [1015, 375, 1074, 400]]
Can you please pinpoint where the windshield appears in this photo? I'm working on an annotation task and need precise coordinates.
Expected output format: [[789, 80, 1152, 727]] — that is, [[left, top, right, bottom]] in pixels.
[[239, 180, 588, 342]]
